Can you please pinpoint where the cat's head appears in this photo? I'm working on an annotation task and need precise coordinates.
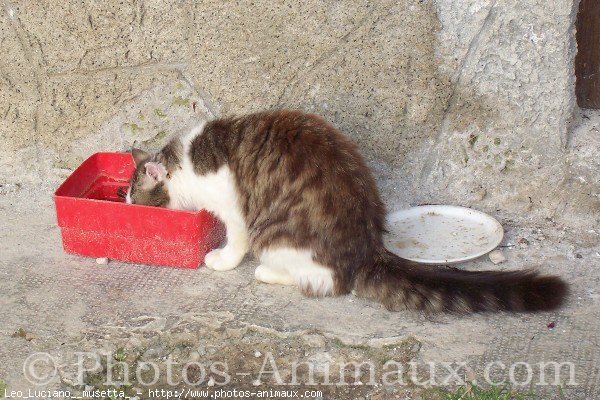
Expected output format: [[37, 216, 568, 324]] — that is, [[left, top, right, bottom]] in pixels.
[[126, 148, 170, 207]]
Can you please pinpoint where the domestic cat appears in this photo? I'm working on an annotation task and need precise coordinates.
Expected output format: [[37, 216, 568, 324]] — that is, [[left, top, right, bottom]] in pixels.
[[126, 109, 568, 313]]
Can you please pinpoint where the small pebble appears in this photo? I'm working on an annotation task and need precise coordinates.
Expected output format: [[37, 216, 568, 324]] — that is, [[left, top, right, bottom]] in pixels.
[[96, 257, 109, 265], [547, 321, 556, 329], [576, 253, 583, 259], [518, 238, 529, 247], [207, 377, 215, 387], [303, 334, 326, 348], [488, 250, 506, 264], [410, 343, 421, 353], [189, 351, 200, 361], [254, 350, 262, 358]]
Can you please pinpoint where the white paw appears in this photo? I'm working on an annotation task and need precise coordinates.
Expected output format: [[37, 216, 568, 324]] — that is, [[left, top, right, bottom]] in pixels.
[[254, 264, 295, 285], [204, 248, 239, 271], [254, 264, 270, 282]]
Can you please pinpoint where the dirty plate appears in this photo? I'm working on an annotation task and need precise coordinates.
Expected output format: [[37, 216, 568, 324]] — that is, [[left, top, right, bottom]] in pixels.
[[384, 205, 503, 264]]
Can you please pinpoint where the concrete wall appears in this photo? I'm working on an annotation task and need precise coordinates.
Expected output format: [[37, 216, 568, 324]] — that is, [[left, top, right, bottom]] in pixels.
[[1, 0, 597, 225]]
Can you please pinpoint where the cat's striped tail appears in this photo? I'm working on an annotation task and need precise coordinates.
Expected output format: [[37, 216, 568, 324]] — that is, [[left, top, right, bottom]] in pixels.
[[354, 248, 568, 313]]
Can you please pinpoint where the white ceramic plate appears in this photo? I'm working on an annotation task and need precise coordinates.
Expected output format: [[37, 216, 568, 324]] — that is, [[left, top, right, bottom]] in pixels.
[[384, 205, 503, 264]]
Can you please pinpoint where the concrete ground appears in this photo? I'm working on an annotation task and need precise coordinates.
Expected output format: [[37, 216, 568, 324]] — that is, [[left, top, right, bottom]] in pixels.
[[0, 116, 598, 399]]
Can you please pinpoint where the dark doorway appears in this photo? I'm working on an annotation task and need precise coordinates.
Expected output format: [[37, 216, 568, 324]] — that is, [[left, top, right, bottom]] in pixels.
[[575, 0, 600, 108]]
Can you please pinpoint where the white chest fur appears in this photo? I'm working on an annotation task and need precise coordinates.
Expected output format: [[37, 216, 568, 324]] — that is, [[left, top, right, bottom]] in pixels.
[[166, 123, 241, 220]]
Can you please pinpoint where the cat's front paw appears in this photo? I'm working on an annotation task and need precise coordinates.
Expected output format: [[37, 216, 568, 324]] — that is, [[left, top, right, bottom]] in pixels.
[[204, 248, 240, 271]]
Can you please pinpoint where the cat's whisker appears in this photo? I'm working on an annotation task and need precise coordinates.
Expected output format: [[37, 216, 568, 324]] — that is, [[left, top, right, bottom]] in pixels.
[[117, 187, 127, 199]]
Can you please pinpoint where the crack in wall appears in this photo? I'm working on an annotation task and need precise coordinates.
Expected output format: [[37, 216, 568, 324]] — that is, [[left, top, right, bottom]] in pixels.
[[47, 62, 188, 78], [275, 4, 378, 107]]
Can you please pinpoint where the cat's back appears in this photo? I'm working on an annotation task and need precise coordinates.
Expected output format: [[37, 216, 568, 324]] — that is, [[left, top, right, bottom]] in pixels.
[[231, 109, 364, 174], [218, 110, 386, 263]]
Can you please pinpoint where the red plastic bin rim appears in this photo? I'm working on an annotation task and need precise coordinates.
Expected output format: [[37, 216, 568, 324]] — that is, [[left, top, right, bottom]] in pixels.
[[53, 152, 202, 217]]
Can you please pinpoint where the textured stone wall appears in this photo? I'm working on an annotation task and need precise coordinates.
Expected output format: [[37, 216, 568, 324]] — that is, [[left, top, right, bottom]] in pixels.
[[1, 0, 596, 225]]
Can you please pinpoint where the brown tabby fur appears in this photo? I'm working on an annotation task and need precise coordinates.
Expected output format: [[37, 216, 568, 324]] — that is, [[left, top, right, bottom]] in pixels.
[[128, 109, 568, 313]]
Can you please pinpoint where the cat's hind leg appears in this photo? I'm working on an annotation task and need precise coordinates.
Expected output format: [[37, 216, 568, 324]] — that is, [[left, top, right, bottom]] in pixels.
[[257, 248, 335, 297]]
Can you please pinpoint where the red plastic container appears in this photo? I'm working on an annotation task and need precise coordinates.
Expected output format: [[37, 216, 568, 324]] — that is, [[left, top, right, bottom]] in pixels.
[[54, 152, 225, 268]]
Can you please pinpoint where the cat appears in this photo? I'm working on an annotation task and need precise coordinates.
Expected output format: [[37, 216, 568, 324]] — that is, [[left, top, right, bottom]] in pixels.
[[126, 109, 568, 313]]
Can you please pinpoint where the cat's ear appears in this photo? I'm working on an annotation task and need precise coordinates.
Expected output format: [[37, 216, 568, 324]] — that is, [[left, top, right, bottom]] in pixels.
[[132, 148, 150, 167], [144, 161, 167, 182]]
